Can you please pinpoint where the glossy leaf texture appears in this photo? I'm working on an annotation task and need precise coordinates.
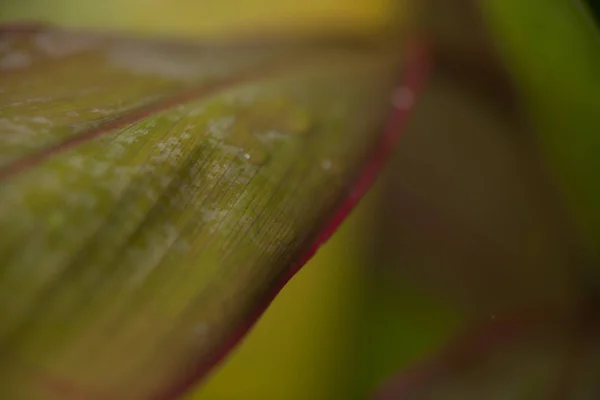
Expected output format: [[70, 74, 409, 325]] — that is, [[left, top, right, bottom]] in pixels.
[[0, 25, 429, 399]]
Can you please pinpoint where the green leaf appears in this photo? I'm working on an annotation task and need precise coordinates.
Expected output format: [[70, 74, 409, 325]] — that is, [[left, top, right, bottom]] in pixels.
[[0, 25, 427, 399], [481, 0, 600, 255], [374, 312, 600, 400], [375, 65, 580, 316]]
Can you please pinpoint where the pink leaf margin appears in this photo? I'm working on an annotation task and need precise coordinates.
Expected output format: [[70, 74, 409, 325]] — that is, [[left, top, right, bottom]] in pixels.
[[154, 37, 433, 400], [0, 22, 432, 398], [371, 305, 599, 400]]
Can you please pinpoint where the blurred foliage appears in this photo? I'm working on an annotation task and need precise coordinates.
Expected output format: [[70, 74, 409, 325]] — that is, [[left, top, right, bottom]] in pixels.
[[2, 0, 599, 399], [482, 0, 600, 261], [1, 0, 400, 38]]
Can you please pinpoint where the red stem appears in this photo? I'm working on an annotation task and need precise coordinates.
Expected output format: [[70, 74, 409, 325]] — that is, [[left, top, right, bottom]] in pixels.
[[0, 37, 378, 181]]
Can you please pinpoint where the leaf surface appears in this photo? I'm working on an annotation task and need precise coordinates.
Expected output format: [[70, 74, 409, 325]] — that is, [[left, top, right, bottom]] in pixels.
[[0, 25, 429, 399]]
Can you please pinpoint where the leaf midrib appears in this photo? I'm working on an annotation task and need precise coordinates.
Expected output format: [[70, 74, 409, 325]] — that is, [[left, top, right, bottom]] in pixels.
[[0, 45, 392, 182]]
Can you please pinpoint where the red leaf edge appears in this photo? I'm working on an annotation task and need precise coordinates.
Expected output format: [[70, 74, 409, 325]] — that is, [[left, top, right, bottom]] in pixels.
[[0, 22, 432, 398], [372, 307, 586, 400], [154, 37, 433, 400]]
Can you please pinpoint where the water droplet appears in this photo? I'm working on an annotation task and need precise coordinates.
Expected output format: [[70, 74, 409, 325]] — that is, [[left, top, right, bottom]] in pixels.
[[222, 121, 269, 167], [238, 143, 269, 166], [321, 159, 332, 171]]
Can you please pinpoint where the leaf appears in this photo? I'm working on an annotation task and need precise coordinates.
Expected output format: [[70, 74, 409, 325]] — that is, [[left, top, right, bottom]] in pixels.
[[481, 0, 600, 257], [0, 25, 430, 399], [354, 7, 600, 398], [373, 64, 581, 316], [373, 311, 600, 400], [349, 46, 593, 397]]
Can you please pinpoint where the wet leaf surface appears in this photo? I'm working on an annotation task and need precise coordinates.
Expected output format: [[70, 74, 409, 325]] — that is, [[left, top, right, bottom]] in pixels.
[[0, 25, 429, 399]]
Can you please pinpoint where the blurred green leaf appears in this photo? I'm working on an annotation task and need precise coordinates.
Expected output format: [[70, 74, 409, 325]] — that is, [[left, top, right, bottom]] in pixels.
[[363, 4, 600, 398], [375, 66, 580, 316], [374, 312, 600, 400], [482, 0, 600, 256]]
